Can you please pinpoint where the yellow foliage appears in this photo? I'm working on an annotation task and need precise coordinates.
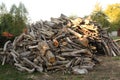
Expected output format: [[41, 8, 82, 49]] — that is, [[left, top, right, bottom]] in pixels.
[[104, 3, 120, 23]]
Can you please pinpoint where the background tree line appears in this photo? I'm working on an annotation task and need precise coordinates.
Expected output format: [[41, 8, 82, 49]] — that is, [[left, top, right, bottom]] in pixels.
[[0, 2, 28, 46]]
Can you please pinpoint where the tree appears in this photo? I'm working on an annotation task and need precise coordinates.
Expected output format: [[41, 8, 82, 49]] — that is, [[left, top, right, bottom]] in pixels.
[[0, 3, 7, 15], [0, 3, 28, 46], [91, 11, 110, 28], [0, 2, 28, 36], [9, 3, 28, 36], [91, 2, 110, 28], [104, 3, 120, 31], [10, 2, 28, 22], [93, 2, 102, 12], [18, 2, 28, 21], [0, 13, 14, 34]]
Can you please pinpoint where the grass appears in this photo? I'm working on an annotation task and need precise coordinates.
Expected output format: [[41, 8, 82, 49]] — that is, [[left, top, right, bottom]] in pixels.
[[112, 56, 120, 60], [0, 64, 32, 80]]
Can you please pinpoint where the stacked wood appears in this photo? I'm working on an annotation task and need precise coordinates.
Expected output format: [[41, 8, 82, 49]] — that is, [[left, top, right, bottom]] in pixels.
[[0, 14, 120, 74]]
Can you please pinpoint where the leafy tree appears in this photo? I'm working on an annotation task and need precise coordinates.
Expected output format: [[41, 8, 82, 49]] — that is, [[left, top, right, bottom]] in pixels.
[[0, 3, 7, 15], [0, 2, 29, 46], [91, 11, 110, 28], [10, 2, 28, 22], [0, 13, 14, 34], [0, 2, 28, 36], [104, 3, 120, 31], [10, 3, 28, 36], [91, 2, 110, 28]]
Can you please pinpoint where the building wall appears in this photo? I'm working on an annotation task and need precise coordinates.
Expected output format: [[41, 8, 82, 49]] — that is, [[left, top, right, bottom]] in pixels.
[[109, 31, 117, 37]]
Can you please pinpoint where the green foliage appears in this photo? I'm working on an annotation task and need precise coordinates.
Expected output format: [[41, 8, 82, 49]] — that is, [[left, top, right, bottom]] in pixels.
[[0, 3, 8, 14], [0, 64, 32, 80], [0, 2, 28, 36], [91, 11, 110, 28], [0, 14, 14, 34], [91, 3, 110, 28], [0, 2, 28, 47], [10, 2, 28, 23]]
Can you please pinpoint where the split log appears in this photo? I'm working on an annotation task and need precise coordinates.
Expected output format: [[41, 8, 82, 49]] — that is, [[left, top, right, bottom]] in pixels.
[[37, 41, 55, 63], [67, 28, 89, 47]]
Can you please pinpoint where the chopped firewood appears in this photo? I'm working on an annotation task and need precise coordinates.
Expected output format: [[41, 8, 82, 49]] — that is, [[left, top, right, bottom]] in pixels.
[[0, 14, 120, 74]]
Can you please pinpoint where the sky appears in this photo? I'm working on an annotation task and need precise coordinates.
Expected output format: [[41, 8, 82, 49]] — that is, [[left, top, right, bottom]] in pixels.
[[0, 0, 120, 22]]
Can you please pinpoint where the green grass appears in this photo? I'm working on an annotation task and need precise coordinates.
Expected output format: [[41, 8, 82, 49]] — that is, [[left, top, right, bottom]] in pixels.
[[112, 56, 120, 60], [0, 64, 33, 80]]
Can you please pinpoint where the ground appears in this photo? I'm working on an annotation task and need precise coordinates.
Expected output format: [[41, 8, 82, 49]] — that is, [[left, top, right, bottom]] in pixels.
[[0, 56, 120, 80]]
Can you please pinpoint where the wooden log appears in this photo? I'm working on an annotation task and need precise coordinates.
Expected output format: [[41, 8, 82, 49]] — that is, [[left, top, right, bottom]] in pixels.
[[23, 58, 43, 72], [53, 60, 69, 65], [74, 57, 81, 66], [1, 56, 6, 65], [70, 18, 83, 27], [65, 59, 75, 68], [61, 49, 92, 57], [66, 37, 83, 49], [45, 50, 56, 64], [14, 63, 35, 73], [114, 39, 120, 42], [10, 49, 19, 56], [56, 56, 66, 61], [3, 40, 11, 51], [28, 45, 38, 49], [47, 65, 65, 71], [37, 41, 55, 63], [67, 28, 82, 38], [10, 52, 18, 63], [67, 28, 89, 47], [19, 51, 31, 57]]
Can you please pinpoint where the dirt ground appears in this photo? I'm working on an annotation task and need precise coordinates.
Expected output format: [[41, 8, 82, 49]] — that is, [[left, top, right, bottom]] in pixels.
[[25, 56, 120, 80]]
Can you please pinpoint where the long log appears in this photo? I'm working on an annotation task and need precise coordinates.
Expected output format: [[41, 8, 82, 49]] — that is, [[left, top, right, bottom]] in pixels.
[[61, 49, 92, 57], [14, 63, 35, 73], [23, 58, 43, 72]]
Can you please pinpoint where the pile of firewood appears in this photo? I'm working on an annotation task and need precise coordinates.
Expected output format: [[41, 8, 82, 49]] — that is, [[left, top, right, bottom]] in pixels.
[[0, 14, 120, 74]]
